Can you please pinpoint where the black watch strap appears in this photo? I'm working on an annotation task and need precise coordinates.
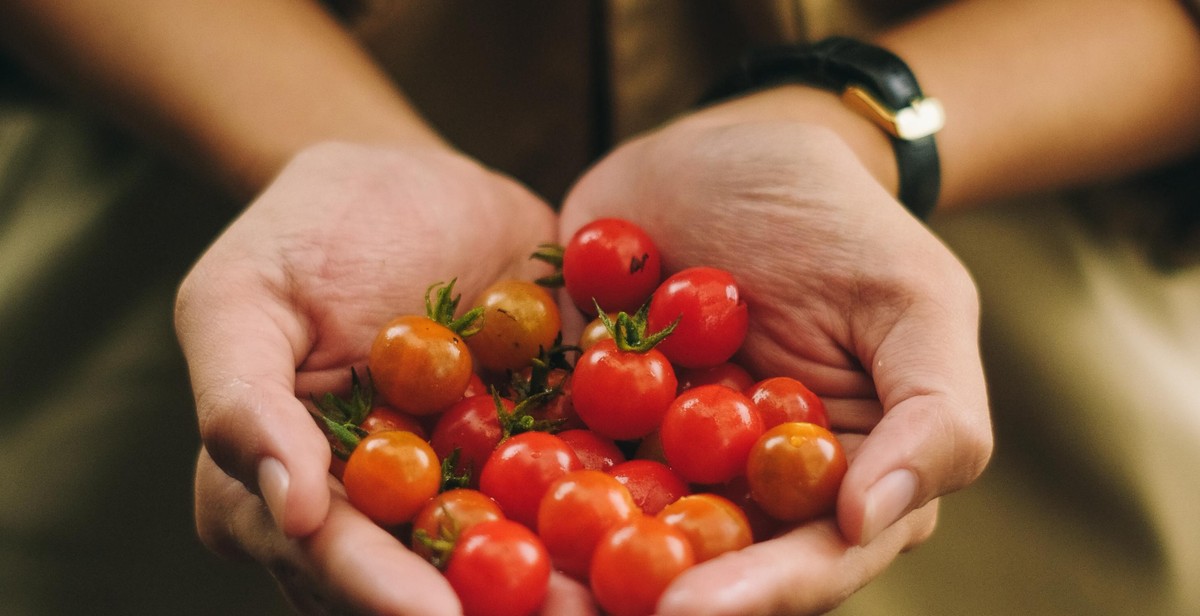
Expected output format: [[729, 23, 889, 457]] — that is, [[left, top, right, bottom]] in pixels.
[[703, 37, 944, 219]]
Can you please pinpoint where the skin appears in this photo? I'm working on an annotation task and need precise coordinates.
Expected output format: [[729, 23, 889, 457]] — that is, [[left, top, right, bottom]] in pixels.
[[3, 0, 1198, 614]]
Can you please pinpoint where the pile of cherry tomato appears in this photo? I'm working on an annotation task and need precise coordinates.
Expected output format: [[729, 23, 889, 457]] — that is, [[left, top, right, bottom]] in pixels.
[[311, 218, 847, 616]]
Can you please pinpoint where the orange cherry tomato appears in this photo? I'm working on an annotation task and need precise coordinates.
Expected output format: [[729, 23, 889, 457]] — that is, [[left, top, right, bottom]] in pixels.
[[343, 431, 440, 526], [657, 493, 753, 563], [577, 317, 612, 351], [467, 280, 561, 374], [745, 422, 847, 523], [369, 315, 473, 415]]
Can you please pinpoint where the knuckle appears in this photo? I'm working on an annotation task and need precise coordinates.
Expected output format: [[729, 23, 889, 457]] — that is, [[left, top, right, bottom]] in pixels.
[[954, 412, 995, 483]]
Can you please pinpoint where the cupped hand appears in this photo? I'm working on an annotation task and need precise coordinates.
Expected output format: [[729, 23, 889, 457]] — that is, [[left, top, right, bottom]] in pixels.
[[561, 106, 993, 614], [176, 141, 564, 614], [194, 447, 599, 615]]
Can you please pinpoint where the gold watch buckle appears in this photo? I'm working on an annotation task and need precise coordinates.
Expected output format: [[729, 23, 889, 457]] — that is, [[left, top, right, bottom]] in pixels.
[[841, 85, 945, 141]]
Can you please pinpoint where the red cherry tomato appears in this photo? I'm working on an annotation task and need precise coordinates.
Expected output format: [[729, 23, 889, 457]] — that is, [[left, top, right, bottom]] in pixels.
[[556, 429, 626, 472], [676, 362, 755, 393], [369, 315, 473, 415], [589, 516, 695, 616], [522, 368, 585, 432], [467, 279, 562, 374], [479, 431, 582, 528], [444, 519, 551, 616], [536, 469, 640, 579], [411, 489, 505, 560], [571, 338, 677, 440], [342, 431, 440, 526], [562, 218, 662, 316], [429, 394, 513, 486], [657, 493, 753, 563], [606, 459, 690, 515], [746, 422, 847, 522], [646, 266, 748, 369], [632, 430, 668, 465], [461, 371, 489, 399], [360, 405, 428, 439], [659, 385, 764, 485], [744, 376, 829, 430]]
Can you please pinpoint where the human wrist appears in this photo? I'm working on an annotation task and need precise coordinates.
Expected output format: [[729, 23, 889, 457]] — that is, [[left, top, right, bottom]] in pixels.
[[698, 38, 946, 218], [217, 97, 449, 199], [688, 85, 900, 198]]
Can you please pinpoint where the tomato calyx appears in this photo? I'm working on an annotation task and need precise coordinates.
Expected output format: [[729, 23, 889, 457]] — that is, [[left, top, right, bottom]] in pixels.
[[495, 388, 563, 439], [412, 507, 464, 570], [310, 367, 373, 459], [529, 243, 565, 288], [594, 301, 679, 354], [507, 336, 578, 404], [426, 279, 485, 337], [441, 449, 473, 491]]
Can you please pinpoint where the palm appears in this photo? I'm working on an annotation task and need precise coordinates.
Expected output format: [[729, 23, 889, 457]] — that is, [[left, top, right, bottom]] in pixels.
[[193, 143, 558, 396], [564, 122, 969, 413], [562, 119, 989, 615]]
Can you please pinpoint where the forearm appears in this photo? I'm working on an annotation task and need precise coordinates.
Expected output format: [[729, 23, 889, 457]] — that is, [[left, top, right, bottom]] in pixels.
[[879, 0, 1200, 209], [0, 0, 443, 197], [688, 0, 1200, 212]]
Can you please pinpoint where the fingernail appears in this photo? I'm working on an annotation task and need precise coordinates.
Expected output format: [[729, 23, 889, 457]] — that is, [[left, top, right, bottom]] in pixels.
[[258, 457, 290, 531], [860, 469, 917, 545]]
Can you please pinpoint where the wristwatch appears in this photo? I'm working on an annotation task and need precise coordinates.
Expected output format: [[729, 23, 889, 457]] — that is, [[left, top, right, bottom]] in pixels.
[[703, 37, 944, 220]]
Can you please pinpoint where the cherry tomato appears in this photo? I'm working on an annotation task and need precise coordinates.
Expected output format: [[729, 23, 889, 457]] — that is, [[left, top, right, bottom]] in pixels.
[[577, 317, 613, 350], [556, 429, 626, 472], [369, 315, 473, 415], [571, 338, 677, 440], [590, 516, 695, 616], [360, 405, 428, 439], [746, 422, 847, 522], [660, 384, 764, 485], [709, 476, 784, 543], [411, 489, 505, 560], [342, 431, 440, 526], [745, 376, 829, 430], [646, 266, 748, 369], [461, 371, 489, 399], [562, 218, 662, 316], [467, 279, 562, 374], [522, 367, 585, 432], [429, 394, 513, 486], [657, 494, 753, 563], [536, 469, 640, 579], [607, 459, 690, 515], [676, 362, 755, 393], [328, 405, 427, 480], [479, 431, 582, 528], [632, 430, 668, 465], [444, 519, 551, 616]]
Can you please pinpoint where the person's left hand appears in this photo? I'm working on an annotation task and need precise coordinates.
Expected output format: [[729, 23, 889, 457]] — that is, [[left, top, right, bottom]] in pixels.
[[560, 90, 992, 615], [176, 141, 599, 614]]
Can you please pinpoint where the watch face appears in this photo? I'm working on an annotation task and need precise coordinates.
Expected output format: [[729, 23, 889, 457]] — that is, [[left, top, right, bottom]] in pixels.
[[894, 97, 945, 141], [842, 86, 944, 141]]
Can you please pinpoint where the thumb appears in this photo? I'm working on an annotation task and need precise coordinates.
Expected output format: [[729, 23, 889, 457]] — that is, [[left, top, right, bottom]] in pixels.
[[837, 282, 993, 546], [176, 268, 331, 538]]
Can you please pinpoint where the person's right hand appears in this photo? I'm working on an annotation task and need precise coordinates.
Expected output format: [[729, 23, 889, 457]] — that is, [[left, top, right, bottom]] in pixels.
[[176, 141, 563, 614], [560, 92, 994, 614]]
